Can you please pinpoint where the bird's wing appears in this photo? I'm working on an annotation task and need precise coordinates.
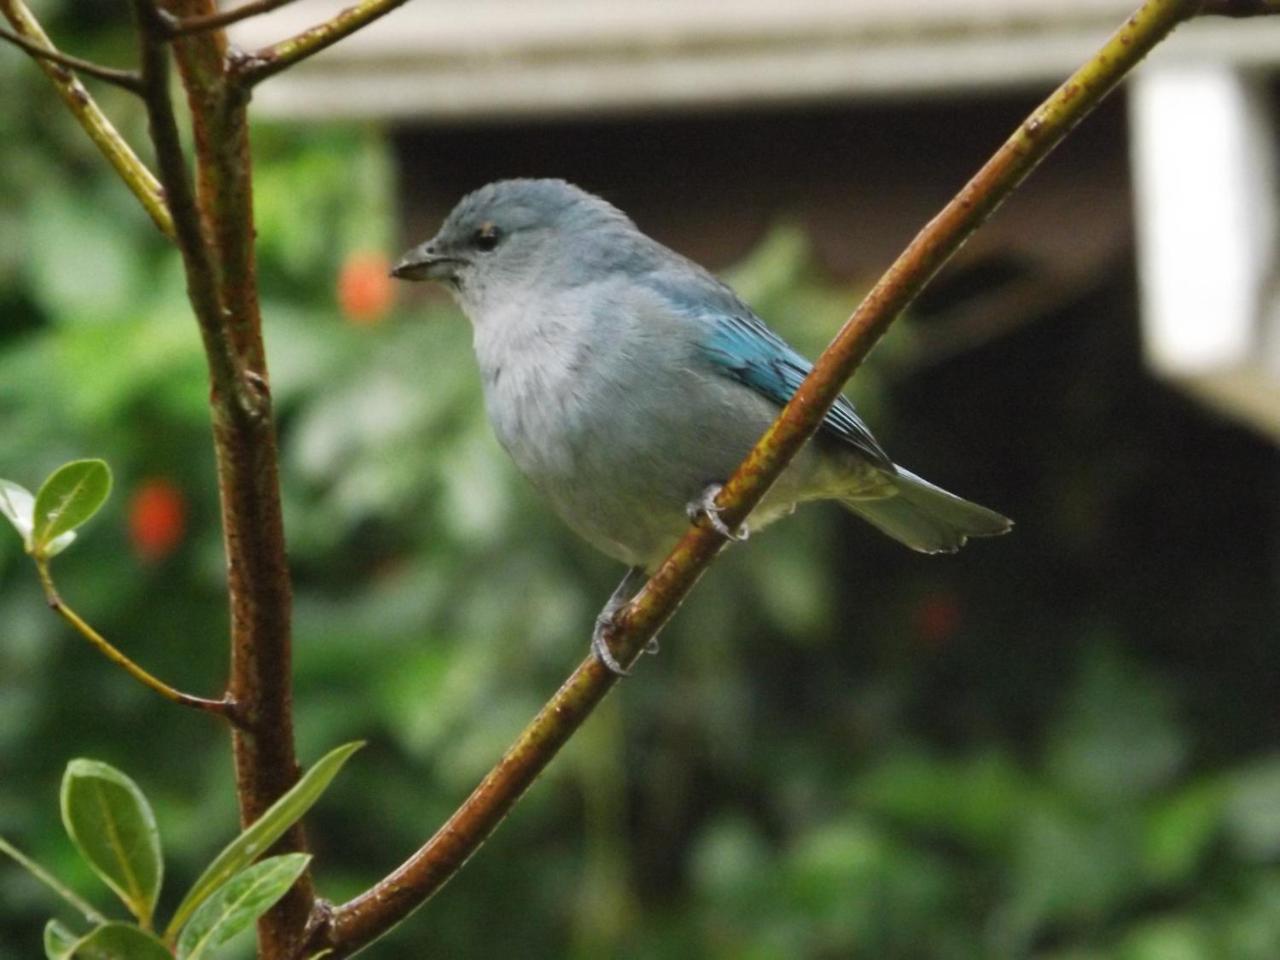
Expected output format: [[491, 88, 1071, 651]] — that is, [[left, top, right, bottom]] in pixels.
[[643, 260, 893, 470], [698, 311, 894, 470]]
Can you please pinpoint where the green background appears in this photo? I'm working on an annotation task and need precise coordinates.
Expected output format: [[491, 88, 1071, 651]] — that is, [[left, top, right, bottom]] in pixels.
[[2, 5, 1279, 957]]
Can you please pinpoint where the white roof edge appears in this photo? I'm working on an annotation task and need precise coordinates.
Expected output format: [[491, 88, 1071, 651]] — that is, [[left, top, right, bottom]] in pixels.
[[227, 3, 1280, 121]]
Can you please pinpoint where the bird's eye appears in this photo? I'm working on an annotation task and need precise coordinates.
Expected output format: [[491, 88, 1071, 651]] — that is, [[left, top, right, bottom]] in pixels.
[[473, 222, 502, 252]]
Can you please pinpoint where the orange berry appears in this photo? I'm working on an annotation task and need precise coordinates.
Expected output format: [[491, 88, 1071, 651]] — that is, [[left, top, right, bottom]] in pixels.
[[338, 251, 394, 325]]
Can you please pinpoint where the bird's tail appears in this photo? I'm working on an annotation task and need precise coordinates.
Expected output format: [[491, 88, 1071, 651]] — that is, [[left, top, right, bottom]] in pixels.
[[840, 467, 1012, 554]]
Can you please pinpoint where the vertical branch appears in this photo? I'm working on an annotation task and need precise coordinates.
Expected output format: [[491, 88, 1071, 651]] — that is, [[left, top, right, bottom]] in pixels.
[[133, 1, 311, 956], [130, 0, 236, 401]]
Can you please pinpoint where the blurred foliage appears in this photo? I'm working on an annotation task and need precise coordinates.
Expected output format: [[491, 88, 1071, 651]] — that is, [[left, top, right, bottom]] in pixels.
[[3, 7, 1280, 958]]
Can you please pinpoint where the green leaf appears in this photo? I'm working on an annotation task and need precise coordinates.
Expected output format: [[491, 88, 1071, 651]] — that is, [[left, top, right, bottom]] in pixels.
[[69, 922, 171, 960], [1142, 779, 1227, 887], [32, 460, 112, 556], [0, 480, 75, 555], [44, 919, 79, 960], [60, 760, 163, 926], [165, 741, 362, 940], [177, 853, 312, 960], [0, 478, 36, 548]]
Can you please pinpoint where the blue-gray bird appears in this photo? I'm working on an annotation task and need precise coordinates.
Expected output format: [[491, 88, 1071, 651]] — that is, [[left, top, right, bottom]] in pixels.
[[392, 179, 1011, 673]]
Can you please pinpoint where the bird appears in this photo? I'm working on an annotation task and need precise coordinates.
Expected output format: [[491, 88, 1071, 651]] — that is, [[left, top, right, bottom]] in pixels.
[[391, 179, 1011, 674]]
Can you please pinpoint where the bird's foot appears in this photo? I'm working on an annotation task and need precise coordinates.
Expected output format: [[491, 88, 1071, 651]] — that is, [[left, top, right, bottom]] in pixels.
[[687, 483, 749, 542], [592, 613, 630, 676], [591, 566, 653, 677], [591, 615, 658, 676]]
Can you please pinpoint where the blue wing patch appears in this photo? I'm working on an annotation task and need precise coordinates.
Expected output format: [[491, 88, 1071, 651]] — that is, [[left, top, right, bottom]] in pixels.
[[699, 312, 894, 470], [639, 249, 893, 470]]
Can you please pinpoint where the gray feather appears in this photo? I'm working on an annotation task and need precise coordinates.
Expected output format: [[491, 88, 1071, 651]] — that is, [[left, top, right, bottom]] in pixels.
[[842, 468, 1013, 554]]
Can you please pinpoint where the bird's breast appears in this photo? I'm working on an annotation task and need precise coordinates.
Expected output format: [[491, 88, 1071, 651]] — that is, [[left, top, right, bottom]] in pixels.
[[473, 307, 590, 486]]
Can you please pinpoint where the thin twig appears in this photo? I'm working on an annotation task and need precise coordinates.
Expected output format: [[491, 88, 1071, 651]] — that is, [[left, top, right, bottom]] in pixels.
[[306, 0, 1206, 955], [130, 0, 241, 407], [0, 0, 173, 239], [231, 0, 411, 88], [164, 0, 298, 36], [0, 25, 144, 92], [1198, 0, 1280, 14], [0, 835, 109, 925], [36, 560, 239, 722]]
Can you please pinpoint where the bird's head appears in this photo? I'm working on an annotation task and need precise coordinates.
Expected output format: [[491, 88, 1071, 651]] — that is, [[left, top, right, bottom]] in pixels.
[[391, 178, 637, 317]]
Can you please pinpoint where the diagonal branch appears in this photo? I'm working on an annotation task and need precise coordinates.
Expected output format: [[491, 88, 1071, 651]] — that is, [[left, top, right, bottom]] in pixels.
[[306, 0, 1209, 955], [163, 0, 298, 36], [0, 835, 109, 926], [0, 0, 173, 239], [0, 25, 144, 92], [230, 0, 412, 88]]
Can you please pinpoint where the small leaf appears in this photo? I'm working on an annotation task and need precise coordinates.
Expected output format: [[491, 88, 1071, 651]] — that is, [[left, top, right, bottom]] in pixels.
[[44, 529, 79, 557], [69, 922, 171, 960], [33, 460, 112, 556], [165, 741, 362, 940], [60, 760, 163, 926], [44, 919, 79, 960], [0, 479, 36, 548], [177, 854, 312, 960]]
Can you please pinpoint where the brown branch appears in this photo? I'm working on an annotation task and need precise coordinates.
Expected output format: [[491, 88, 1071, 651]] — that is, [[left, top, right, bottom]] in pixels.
[[36, 560, 240, 722], [130, 0, 239, 406], [0, 25, 144, 91], [163, 0, 298, 36], [303, 0, 1205, 955], [152, 0, 313, 956], [231, 0, 412, 88], [1197, 0, 1280, 14], [0, 0, 173, 238]]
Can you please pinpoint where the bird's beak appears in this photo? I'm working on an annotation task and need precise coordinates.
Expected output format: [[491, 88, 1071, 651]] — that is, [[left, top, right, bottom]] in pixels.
[[389, 242, 464, 282]]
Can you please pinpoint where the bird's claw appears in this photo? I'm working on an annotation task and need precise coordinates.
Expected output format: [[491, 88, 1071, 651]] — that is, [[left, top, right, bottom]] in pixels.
[[687, 483, 748, 542], [591, 566, 662, 677], [591, 616, 660, 676], [592, 614, 630, 676]]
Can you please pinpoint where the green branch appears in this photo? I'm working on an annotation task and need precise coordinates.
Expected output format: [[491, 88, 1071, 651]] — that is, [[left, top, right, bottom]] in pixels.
[[232, 0, 412, 88], [0, 0, 173, 239], [35, 559, 238, 722], [0, 835, 108, 925]]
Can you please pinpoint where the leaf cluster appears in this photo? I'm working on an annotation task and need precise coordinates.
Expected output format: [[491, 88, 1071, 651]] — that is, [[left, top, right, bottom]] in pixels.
[[3, 743, 359, 959]]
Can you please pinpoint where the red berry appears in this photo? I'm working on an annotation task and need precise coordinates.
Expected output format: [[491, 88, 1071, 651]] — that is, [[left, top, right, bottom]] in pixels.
[[129, 478, 186, 562], [912, 590, 963, 649]]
